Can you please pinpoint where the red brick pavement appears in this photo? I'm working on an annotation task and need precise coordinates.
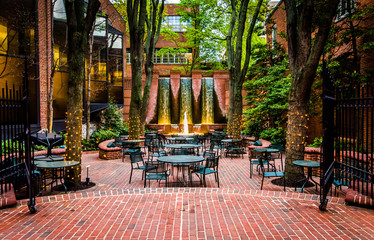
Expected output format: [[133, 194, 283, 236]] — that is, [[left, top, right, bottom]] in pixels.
[[1, 152, 373, 239]]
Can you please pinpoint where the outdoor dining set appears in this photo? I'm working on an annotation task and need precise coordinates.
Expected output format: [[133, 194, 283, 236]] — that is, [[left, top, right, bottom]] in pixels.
[[28, 131, 320, 193], [115, 132, 295, 190]]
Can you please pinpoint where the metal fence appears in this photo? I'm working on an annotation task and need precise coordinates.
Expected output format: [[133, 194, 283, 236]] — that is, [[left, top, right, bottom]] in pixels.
[[0, 59, 37, 213], [334, 86, 373, 199], [320, 62, 374, 210]]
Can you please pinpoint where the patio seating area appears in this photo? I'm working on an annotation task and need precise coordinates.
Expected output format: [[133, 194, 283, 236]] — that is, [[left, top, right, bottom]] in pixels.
[[2, 151, 374, 240]]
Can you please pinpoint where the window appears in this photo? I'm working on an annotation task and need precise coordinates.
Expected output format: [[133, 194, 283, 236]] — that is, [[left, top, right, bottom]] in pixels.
[[127, 49, 192, 65], [271, 24, 277, 48], [336, 0, 355, 21], [0, 0, 38, 124], [154, 49, 191, 64], [126, 49, 131, 64], [165, 0, 180, 3], [163, 16, 189, 32]]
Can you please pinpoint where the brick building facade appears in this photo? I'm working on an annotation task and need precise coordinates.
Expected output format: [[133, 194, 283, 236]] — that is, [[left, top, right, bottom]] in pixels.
[[266, 0, 374, 142], [0, 0, 127, 131]]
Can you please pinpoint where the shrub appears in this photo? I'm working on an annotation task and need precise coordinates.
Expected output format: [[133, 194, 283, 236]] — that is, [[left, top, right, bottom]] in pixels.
[[91, 129, 118, 144], [243, 43, 290, 139], [100, 104, 128, 135], [307, 137, 323, 148], [259, 127, 286, 145]]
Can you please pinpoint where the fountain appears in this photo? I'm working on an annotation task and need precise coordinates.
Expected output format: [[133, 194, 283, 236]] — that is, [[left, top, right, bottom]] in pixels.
[[158, 77, 171, 124], [148, 74, 227, 134], [201, 77, 214, 124], [180, 77, 192, 124], [183, 111, 189, 135]]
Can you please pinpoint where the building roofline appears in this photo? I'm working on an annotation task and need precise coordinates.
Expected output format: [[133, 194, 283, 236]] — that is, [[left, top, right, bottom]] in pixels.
[[266, 0, 283, 21]]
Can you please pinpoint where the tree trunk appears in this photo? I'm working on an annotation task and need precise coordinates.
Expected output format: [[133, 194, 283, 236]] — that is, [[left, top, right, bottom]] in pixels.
[[283, 0, 339, 182], [64, 0, 100, 185], [86, 27, 94, 141], [228, 72, 243, 139], [140, 64, 153, 131], [226, 0, 263, 137], [128, 47, 144, 139], [285, 85, 310, 180], [65, 43, 85, 183]]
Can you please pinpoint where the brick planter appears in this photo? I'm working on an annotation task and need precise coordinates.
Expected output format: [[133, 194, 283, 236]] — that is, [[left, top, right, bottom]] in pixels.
[[98, 139, 122, 160], [34, 148, 66, 157], [247, 139, 271, 151], [304, 147, 322, 176]]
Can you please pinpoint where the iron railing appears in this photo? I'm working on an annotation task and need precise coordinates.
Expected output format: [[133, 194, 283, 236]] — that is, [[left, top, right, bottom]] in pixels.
[[320, 62, 374, 210], [0, 58, 36, 213], [335, 86, 373, 199]]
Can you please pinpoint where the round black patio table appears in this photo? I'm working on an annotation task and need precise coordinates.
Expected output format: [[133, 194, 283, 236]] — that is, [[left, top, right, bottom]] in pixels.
[[252, 148, 279, 153], [122, 139, 144, 146], [163, 143, 201, 149], [221, 139, 241, 143], [158, 155, 204, 186], [158, 155, 204, 164], [252, 148, 281, 169], [167, 137, 194, 143], [293, 160, 320, 193], [34, 160, 79, 193], [163, 143, 201, 155]]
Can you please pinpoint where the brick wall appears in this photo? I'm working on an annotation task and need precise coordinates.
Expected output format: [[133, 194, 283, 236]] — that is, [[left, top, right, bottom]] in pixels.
[[37, 0, 127, 127], [266, 1, 287, 50]]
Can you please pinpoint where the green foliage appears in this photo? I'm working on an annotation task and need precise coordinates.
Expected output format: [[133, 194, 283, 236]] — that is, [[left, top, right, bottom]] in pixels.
[[1, 139, 48, 154], [307, 137, 323, 148], [324, 2, 374, 87], [100, 104, 128, 135], [243, 43, 290, 140], [82, 104, 128, 150], [176, 0, 228, 64], [259, 127, 286, 145], [91, 129, 118, 145]]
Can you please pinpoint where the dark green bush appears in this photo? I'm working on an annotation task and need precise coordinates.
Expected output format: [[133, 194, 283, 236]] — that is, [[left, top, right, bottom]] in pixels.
[[307, 137, 323, 148], [243, 43, 290, 140], [100, 104, 128, 135], [259, 127, 286, 145]]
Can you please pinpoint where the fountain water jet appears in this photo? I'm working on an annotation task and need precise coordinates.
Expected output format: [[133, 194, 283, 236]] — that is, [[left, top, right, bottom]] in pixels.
[[183, 112, 189, 135]]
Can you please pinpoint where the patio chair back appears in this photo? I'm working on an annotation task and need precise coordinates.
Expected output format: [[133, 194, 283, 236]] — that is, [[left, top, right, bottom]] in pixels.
[[205, 155, 219, 170]]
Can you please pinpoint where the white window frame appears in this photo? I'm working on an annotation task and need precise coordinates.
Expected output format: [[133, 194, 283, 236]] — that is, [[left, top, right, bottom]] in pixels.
[[336, 0, 355, 22], [163, 16, 189, 32]]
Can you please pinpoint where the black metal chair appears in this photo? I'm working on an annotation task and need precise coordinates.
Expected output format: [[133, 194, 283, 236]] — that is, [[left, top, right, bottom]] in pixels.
[[129, 152, 156, 184], [210, 138, 224, 157], [248, 149, 270, 178], [258, 156, 285, 191], [225, 139, 245, 158], [269, 143, 284, 171], [192, 155, 220, 187], [143, 159, 169, 188], [147, 139, 167, 162], [122, 141, 141, 162]]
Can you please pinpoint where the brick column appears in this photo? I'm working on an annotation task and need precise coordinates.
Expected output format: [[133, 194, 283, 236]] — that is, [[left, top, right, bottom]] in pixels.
[[170, 70, 180, 124], [192, 70, 202, 123], [213, 70, 229, 122], [146, 71, 160, 123]]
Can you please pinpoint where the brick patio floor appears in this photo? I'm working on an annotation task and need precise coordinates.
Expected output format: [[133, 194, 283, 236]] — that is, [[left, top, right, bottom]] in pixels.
[[1, 152, 374, 239]]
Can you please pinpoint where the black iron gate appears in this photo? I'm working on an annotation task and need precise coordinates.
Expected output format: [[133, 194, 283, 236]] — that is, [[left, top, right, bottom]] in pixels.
[[0, 57, 37, 213], [320, 62, 335, 210], [320, 63, 374, 210]]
